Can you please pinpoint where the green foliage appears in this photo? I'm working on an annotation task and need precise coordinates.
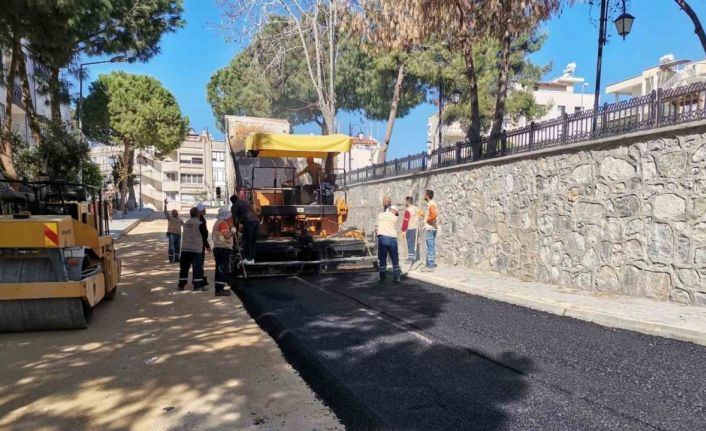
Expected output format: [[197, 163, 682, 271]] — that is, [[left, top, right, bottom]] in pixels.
[[438, 31, 550, 133], [82, 71, 188, 156], [10, 123, 94, 184], [336, 44, 426, 121]]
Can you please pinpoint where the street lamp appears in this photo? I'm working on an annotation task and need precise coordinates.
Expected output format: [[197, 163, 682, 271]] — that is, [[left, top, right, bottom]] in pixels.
[[580, 82, 589, 110], [449, 89, 462, 105], [348, 122, 364, 172], [434, 53, 446, 151], [592, 0, 634, 131], [77, 55, 129, 182]]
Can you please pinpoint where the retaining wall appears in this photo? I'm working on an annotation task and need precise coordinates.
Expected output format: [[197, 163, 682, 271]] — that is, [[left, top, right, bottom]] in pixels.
[[341, 121, 706, 305]]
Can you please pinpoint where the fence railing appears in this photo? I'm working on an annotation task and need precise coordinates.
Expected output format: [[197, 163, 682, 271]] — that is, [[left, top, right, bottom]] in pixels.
[[345, 82, 706, 185]]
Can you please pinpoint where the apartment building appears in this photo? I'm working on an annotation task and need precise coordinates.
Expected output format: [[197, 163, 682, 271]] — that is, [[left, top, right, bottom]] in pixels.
[[0, 46, 71, 144], [427, 63, 595, 152], [134, 128, 227, 210]]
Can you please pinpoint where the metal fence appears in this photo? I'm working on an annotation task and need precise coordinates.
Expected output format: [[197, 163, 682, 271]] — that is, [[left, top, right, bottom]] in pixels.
[[345, 82, 706, 185]]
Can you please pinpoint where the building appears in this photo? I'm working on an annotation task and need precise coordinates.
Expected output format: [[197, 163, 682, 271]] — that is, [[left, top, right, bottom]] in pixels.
[[132, 128, 228, 210], [427, 63, 595, 152], [338, 134, 386, 172], [0, 46, 71, 145], [606, 54, 706, 100], [89, 143, 122, 182]]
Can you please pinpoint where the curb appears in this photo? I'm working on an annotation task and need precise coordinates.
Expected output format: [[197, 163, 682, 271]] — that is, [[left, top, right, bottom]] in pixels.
[[408, 272, 706, 347], [234, 287, 388, 431], [112, 217, 144, 241]]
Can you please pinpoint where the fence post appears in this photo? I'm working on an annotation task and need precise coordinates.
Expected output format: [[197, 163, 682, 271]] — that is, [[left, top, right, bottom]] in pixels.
[[528, 122, 536, 151], [561, 113, 569, 144], [654, 88, 662, 129], [500, 131, 508, 155], [394, 158, 399, 176], [455, 141, 462, 163], [601, 103, 609, 136]]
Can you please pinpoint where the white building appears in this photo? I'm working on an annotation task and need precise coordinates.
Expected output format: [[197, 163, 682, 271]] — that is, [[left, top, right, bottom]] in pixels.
[[338, 134, 386, 171], [90, 143, 123, 182], [0, 46, 71, 145], [427, 63, 595, 152], [606, 54, 706, 100]]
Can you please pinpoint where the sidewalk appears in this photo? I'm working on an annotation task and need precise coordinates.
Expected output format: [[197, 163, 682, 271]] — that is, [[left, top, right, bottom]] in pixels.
[[409, 264, 706, 347], [108, 208, 154, 239]]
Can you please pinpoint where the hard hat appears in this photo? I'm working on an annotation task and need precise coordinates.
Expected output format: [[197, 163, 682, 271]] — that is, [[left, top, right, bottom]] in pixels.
[[196, 203, 206, 212], [389, 205, 398, 212], [217, 207, 231, 220]]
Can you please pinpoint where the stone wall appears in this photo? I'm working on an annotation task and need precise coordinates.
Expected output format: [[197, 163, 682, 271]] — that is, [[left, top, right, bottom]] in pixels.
[[342, 124, 706, 305]]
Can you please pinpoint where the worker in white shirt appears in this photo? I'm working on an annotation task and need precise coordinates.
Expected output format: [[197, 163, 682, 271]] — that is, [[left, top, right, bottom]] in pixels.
[[376, 196, 401, 283], [401, 196, 419, 263]]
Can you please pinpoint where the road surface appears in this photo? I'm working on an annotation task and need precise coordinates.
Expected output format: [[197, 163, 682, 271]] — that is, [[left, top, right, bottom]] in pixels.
[[0, 217, 341, 431], [236, 272, 706, 431]]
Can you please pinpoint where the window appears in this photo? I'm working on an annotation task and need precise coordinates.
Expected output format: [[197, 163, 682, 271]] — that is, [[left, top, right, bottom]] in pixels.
[[557, 105, 566, 115], [181, 194, 198, 203], [574, 106, 583, 113], [212, 151, 225, 162], [213, 169, 225, 182], [179, 155, 203, 164], [165, 172, 178, 182], [180, 174, 203, 184], [165, 192, 178, 201]]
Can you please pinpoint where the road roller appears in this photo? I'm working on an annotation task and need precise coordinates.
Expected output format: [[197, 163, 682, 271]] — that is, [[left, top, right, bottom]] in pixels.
[[0, 179, 120, 331]]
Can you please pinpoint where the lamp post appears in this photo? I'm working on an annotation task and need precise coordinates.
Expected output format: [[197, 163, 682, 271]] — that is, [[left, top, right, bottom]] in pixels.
[[348, 122, 363, 172], [592, 0, 634, 131], [434, 53, 446, 151], [581, 82, 589, 110], [78, 55, 129, 182]]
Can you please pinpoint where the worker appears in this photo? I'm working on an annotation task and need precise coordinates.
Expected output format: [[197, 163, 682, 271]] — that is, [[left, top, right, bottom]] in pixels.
[[230, 194, 259, 264], [212, 207, 234, 296], [377, 196, 401, 283], [178, 207, 207, 291], [420, 189, 438, 272], [163, 198, 184, 263], [295, 157, 323, 185], [401, 196, 419, 263], [196, 203, 211, 285]]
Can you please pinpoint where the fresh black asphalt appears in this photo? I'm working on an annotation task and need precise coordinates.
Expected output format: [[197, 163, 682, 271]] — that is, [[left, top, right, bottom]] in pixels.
[[235, 272, 706, 431]]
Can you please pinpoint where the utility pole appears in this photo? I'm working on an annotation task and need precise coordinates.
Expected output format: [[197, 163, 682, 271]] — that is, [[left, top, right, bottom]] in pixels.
[[592, 0, 609, 133]]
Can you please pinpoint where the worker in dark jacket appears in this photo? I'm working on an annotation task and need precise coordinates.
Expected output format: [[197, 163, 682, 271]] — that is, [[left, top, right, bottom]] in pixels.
[[230, 193, 259, 264], [178, 207, 208, 291], [196, 203, 211, 285]]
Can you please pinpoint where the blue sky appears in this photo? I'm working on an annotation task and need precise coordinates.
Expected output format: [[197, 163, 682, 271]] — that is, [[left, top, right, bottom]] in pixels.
[[77, 0, 706, 159]]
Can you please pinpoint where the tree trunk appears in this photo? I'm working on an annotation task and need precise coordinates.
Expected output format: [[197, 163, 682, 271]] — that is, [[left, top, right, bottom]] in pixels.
[[49, 65, 63, 124], [0, 42, 19, 180], [489, 28, 513, 152], [119, 142, 132, 214], [382, 61, 407, 157], [461, 38, 482, 145], [126, 147, 136, 210], [16, 43, 42, 146], [675, 0, 706, 55]]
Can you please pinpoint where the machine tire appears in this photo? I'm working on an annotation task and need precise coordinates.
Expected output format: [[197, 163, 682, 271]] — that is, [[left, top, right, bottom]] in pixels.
[[105, 286, 117, 301]]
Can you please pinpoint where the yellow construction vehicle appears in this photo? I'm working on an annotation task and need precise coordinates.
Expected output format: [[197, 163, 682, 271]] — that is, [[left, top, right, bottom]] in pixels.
[[0, 180, 120, 331], [230, 133, 376, 278]]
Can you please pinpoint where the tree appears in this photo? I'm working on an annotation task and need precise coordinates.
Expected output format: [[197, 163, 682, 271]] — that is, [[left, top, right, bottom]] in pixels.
[[674, 0, 706, 56], [483, 1, 564, 140], [82, 72, 188, 213], [219, 0, 346, 136], [0, 0, 184, 178]]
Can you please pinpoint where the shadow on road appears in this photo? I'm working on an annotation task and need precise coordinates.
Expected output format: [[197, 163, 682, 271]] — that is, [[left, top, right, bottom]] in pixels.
[[0, 220, 338, 431], [238, 272, 534, 430]]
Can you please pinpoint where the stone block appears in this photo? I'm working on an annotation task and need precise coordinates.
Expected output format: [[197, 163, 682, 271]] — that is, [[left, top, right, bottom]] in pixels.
[[656, 151, 687, 178], [596, 266, 620, 293], [599, 156, 636, 182], [575, 202, 604, 223], [671, 289, 692, 305], [625, 239, 644, 259], [572, 272, 592, 291], [693, 197, 706, 219], [692, 144, 706, 163], [571, 164, 593, 184], [614, 195, 641, 217], [625, 218, 644, 236], [692, 222, 706, 243], [695, 246, 706, 265], [677, 268, 701, 288], [653, 193, 686, 220], [647, 223, 673, 260], [641, 155, 658, 180], [677, 236, 691, 263]]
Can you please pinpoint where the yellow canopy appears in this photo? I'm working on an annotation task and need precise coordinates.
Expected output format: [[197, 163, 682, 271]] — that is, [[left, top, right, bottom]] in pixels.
[[245, 133, 352, 158]]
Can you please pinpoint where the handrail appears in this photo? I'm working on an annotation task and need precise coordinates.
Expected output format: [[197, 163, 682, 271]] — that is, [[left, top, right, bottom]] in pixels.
[[346, 81, 706, 185]]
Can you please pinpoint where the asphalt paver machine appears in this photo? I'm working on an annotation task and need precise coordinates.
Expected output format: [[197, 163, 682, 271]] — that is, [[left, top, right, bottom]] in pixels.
[[0, 179, 120, 331], [231, 133, 376, 278]]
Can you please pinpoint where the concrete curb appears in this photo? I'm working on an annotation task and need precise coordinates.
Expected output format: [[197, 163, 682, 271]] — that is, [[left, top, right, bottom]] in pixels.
[[408, 271, 706, 347], [111, 217, 145, 241]]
